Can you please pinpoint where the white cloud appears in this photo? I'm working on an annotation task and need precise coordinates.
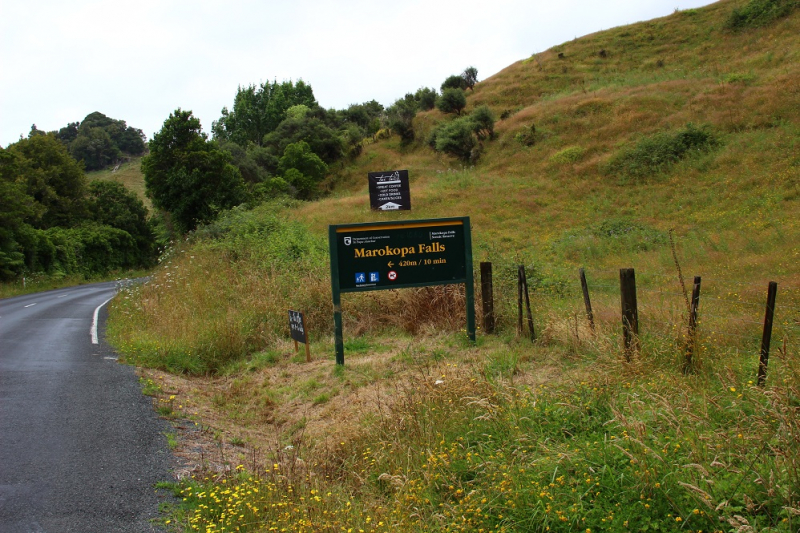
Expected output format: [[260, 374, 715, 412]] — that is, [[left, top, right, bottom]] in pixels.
[[0, 0, 716, 146]]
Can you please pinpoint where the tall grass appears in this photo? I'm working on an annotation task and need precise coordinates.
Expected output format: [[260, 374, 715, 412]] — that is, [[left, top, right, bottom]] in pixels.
[[104, 2, 800, 530], [163, 333, 800, 532]]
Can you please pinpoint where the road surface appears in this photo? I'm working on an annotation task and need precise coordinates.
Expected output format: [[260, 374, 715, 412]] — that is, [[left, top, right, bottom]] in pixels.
[[0, 282, 174, 532]]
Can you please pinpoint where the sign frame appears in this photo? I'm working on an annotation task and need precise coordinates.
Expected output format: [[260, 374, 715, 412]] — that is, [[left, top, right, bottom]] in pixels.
[[288, 309, 310, 362], [329, 217, 475, 365], [368, 170, 411, 211]]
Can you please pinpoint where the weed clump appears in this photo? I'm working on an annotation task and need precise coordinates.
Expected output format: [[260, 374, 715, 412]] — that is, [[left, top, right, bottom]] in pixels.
[[726, 0, 798, 30], [604, 123, 718, 181]]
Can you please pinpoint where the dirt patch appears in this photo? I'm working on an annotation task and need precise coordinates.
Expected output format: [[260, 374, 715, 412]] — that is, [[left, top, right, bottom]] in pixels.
[[139, 335, 515, 478]]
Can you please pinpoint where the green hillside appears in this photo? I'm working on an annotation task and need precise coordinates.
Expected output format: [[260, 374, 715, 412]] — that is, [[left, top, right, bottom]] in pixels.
[[87, 156, 150, 208], [110, 1, 800, 531]]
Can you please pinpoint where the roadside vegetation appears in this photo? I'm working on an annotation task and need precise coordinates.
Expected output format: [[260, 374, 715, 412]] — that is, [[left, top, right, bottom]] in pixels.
[[5, 0, 799, 530]]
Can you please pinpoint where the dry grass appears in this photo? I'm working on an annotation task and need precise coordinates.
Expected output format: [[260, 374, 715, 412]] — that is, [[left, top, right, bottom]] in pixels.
[[86, 156, 150, 208]]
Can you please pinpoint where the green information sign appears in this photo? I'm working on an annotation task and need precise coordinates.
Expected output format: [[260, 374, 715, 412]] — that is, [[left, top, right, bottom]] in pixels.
[[329, 217, 474, 364]]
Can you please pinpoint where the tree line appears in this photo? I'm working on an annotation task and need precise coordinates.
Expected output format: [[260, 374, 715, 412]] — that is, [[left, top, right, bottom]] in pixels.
[[1, 129, 155, 281], [1, 67, 492, 281], [144, 67, 493, 233]]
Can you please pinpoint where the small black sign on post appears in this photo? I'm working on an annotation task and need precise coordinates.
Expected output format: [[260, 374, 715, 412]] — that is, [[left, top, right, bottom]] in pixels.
[[288, 310, 310, 362], [368, 170, 411, 211]]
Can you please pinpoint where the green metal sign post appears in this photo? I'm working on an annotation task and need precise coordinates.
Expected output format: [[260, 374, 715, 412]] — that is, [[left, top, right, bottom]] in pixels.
[[329, 217, 474, 365]]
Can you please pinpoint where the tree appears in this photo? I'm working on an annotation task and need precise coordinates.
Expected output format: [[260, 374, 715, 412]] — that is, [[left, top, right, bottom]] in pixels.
[[8, 133, 89, 229], [262, 115, 343, 164], [387, 94, 418, 144], [51, 112, 146, 170], [142, 109, 247, 233], [69, 127, 120, 171], [436, 88, 467, 115], [212, 80, 317, 146], [434, 117, 478, 162], [441, 75, 468, 92], [87, 181, 156, 267], [0, 149, 35, 279], [462, 66, 479, 90], [278, 141, 328, 199], [415, 87, 438, 111], [470, 105, 495, 140]]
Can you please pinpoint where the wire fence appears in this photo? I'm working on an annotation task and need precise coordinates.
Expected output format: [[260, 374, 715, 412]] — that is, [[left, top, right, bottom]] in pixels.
[[477, 263, 800, 380]]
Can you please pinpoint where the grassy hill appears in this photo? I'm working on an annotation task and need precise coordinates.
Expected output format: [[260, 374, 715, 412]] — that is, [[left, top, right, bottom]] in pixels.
[[109, 1, 800, 531], [86, 156, 150, 208]]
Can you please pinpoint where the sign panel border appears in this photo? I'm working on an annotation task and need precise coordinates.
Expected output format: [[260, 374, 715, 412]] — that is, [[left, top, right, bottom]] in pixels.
[[329, 217, 474, 365]]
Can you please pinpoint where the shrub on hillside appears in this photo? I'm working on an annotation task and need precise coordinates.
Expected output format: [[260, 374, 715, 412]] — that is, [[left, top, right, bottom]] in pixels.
[[429, 107, 496, 162], [604, 123, 718, 180], [726, 0, 798, 30], [470, 105, 496, 141], [436, 88, 467, 116], [441, 74, 468, 92], [433, 118, 478, 162], [414, 87, 438, 111]]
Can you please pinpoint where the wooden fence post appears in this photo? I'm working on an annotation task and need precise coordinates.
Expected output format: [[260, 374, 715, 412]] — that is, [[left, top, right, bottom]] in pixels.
[[480, 262, 495, 334], [579, 268, 595, 331], [757, 281, 778, 386], [517, 266, 523, 335], [518, 265, 536, 341], [683, 276, 702, 374], [620, 268, 639, 361]]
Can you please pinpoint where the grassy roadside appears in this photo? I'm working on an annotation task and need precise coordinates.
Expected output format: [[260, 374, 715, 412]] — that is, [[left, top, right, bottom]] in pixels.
[[104, 1, 799, 531], [135, 327, 799, 532]]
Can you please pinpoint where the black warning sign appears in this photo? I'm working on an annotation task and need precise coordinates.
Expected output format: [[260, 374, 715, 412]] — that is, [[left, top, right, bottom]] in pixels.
[[368, 170, 411, 211]]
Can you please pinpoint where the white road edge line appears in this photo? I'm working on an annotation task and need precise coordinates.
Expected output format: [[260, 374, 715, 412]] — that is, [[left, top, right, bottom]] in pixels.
[[91, 296, 115, 345]]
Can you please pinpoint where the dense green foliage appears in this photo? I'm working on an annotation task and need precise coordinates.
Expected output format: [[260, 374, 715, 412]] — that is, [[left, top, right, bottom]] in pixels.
[[212, 80, 317, 146], [9, 134, 89, 228], [414, 87, 438, 111], [386, 94, 419, 144], [441, 74, 468, 91], [0, 134, 156, 280], [461, 66, 479, 90], [277, 141, 328, 199], [727, 0, 798, 29], [53, 112, 146, 171], [432, 117, 478, 161], [262, 113, 343, 165], [87, 181, 156, 267], [604, 123, 718, 180], [209, 81, 386, 200], [436, 88, 467, 115], [143, 109, 248, 233], [429, 105, 496, 162]]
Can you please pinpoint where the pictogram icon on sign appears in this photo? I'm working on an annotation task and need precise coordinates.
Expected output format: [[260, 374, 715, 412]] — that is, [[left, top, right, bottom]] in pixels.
[[388, 271, 397, 280]]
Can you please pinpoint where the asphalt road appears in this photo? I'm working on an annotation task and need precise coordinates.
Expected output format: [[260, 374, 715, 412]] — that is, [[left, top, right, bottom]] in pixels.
[[0, 282, 174, 532]]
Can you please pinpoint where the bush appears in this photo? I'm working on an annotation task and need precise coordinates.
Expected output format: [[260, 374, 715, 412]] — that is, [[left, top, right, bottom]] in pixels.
[[549, 146, 584, 164], [415, 87, 438, 111], [469, 105, 495, 140], [441, 74, 467, 92], [436, 88, 467, 115], [727, 0, 798, 30], [434, 117, 478, 162], [387, 95, 418, 144], [604, 123, 718, 180]]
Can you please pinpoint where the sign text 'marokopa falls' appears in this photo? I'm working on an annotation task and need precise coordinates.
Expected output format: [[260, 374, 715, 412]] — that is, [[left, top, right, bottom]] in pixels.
[[329, 217, 476, 364], [353, 241, 445, 259]]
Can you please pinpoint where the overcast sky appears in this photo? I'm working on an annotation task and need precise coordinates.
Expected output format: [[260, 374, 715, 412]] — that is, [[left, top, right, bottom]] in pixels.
[[0, 0, 717, 148]]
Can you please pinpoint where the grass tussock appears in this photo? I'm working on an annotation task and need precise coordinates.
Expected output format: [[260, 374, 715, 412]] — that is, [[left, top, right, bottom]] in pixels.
[[160, 335, 800, 533]]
